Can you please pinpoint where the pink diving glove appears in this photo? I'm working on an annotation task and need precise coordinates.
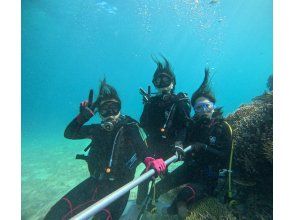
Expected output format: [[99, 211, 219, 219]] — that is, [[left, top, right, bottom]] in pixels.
[[144, 157, 167, 175]]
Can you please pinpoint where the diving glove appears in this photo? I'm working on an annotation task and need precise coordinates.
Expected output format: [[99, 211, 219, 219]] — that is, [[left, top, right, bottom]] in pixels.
[[174, 141, 185, 161], [76, 90, 96, 124], [144, 157, 166, 176]]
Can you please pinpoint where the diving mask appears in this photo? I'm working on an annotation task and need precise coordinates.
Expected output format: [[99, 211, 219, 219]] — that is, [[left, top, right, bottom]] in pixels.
[[153, 73, 173, 89], [194, 101, 215, 114], [99, 100, 121, 118]]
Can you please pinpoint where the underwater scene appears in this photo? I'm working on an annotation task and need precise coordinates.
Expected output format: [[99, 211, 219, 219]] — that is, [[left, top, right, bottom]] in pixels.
[[22, 0, 273, 219]]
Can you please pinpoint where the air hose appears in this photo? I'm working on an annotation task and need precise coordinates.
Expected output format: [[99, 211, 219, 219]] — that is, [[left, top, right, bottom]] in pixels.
[[223, 121, 236, 206]]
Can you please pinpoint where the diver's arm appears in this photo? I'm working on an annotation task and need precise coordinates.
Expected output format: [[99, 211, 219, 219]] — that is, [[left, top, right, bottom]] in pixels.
[[192, 142, 226, 159], [175, 128, 187, 144], [173, 96, 191, 161], [127, 123, 152, 160], [139, 102, 151, 129], [215, 121, 232, 161], [193, 122, 232, 160], [206, 145, 227, 158], [174, 93, 191, 143], [127, 123, 167, 175], [64, 116, 94, 139], [64, 100, 95, 139], [209, 121, 232, 160], [64, 91, 96, 140]]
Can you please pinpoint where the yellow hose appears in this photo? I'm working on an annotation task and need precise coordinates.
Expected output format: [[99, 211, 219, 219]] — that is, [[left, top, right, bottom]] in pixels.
[[223, 121, 234, 200]]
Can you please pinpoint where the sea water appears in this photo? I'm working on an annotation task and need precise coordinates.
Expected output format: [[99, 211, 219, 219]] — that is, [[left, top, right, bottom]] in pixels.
[[22, 0, 272, 219]]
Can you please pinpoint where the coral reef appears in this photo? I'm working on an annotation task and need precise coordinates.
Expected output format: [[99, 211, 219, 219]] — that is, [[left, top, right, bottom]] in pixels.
[[226, 91, 273, 187], [224, 77, 273, 219], [267, 74, 273, 92], [141, 76, 273, 220], [184, 76, 273, 220], [186, 197, 236, 220], [149, 76, 274, 220]]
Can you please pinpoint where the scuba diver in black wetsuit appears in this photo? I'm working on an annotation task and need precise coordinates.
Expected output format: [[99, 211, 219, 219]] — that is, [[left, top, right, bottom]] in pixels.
[[151, 68, 233, 219], [136, 56, 191, 206], [44, 79, 166, 220]]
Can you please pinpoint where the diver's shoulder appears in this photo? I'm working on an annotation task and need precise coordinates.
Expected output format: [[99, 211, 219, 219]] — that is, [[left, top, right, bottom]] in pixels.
[[87, 123, 101, 128], [149, 95, 160, 102], [213, 117, 225, 125], [141, 95, 158, 106], [176, 92, 190, 102], [86, 123, 103, 132], [176, 91, 188, 97], [122, 115, 139, 126], [215, 119, 232, 134], [221, 120, 232, 130]]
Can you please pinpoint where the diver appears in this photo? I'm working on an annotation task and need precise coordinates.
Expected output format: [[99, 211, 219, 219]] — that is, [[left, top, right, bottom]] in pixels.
[[136, 56, 191, 206], [44, 79, 166, 220], [151, 68, 232, 219]]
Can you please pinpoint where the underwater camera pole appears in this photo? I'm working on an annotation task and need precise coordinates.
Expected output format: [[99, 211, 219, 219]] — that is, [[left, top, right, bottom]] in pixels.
[[70, 145, 193, 220]]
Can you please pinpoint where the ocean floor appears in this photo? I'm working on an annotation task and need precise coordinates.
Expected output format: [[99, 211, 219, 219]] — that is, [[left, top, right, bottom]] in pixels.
[[22, 135, 182, 220], [22, 136, 88, 219]]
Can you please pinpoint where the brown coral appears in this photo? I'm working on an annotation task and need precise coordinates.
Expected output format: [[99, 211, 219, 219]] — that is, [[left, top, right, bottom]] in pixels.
[[225, 91, 273, 219], [186, 197, 236, 220], [226, 92, 273, 183]]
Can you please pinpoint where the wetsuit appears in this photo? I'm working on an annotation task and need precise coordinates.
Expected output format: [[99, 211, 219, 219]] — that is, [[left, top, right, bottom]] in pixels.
[[140, 92, 191, 159], [154, 115, 232, 214], [45, 115, 150, 220], [137, 92, 191, 204]]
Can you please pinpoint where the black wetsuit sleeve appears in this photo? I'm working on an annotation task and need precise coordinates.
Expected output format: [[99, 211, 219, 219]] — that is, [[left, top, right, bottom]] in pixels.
[[174, 93, 191, 143], [139, 102, 151, 130], [127, 123, 152, 161], [205, 145, 226, 158], [205, 122, 232, 162], [176, 128, 187, 144], [64, 116, 94, 140]]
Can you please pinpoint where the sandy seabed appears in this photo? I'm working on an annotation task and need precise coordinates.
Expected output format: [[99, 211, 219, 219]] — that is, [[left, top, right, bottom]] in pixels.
[[22, 137, 89, 219], [22, 136, 181, 220]]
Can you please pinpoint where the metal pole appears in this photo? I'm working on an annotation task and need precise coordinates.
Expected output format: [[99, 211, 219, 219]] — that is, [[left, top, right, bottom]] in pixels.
[[70, 145, 192, 220]]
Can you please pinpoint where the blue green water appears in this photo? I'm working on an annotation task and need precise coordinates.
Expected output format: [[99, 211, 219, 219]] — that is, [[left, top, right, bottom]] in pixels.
[[22, 0, 272, 219]]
